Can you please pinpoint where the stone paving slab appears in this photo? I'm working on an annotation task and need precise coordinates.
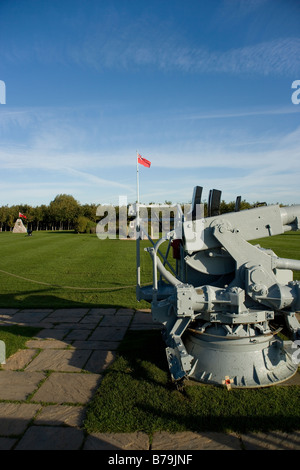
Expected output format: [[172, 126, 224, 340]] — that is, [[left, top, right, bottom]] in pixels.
[[83, 432, 150, 450], [116, 308, 135, 316], [80, 311, 103, 323], [131, 311, 157, 327], [58, 322, 95, 330], [129, 309, 162, 330], [25, 349, 92, 372], [0, 307, 299, 451], [89, 326, 128, 341], [34, 328, 71, 340], [0, 437, 17, 450], [34, 404, 86, 427], [0, 371, 45, 400], [72, 340, 120, 350], [89, 308, 117, 316], [26, 339, 72, 349], [240, 431, 300, 450], [16, 309, 53, 314], [84, 350, 116, 373], [151, 431, 242, 450], [2, 348, 38, 370], [15, 425, 85, 450], [64, 328, 91, 340], [46, 308, 89, 322], [11, 310, 52, 324], [100, 315, 132, 327], [0, 403, 41, 436], [0, 308, 19, 315], [31, 372, 101, 404]]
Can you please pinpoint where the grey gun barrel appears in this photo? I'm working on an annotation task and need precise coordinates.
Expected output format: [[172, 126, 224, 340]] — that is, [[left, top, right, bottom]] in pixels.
[[183, 204, 300, 253], [280, 205, 300, 230], [274, 257, 300, 271]]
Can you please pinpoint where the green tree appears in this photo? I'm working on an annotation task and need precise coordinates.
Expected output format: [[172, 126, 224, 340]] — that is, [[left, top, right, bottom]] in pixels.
[[0, 205, 9, 231], [32, 205, 44, 231], [49, 194, 80, 230], [81, 203, 97, 223]]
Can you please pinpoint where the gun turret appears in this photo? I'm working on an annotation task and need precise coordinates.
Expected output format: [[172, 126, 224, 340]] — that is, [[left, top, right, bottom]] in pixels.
[[139, 186, 300, 388]]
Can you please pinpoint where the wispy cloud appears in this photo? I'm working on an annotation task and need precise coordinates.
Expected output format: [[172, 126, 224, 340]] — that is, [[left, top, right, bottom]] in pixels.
[[0, 121, 299, 205], [63, 167, 134, 192], [68, 34, 300, 76], [179, 106, 300, 121], [2, 6, 299, 78]]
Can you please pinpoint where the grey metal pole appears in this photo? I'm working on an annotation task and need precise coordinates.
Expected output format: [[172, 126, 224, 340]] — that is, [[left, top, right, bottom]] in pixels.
[[136, 152, 141, 289]]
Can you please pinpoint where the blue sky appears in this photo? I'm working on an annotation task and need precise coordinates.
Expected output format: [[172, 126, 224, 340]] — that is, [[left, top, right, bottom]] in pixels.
[[0, 0, 300, 207]]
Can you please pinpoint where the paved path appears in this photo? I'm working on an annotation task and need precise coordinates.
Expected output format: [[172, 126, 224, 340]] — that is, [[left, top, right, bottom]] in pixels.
[[0, 307, 299, 451]]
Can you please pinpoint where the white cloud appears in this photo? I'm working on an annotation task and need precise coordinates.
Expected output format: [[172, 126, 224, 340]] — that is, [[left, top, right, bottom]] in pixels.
[[0, 103, 299, 206]]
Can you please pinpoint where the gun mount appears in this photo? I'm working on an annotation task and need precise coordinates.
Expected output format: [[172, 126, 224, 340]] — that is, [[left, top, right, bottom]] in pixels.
[[135, 186, 300, 388]]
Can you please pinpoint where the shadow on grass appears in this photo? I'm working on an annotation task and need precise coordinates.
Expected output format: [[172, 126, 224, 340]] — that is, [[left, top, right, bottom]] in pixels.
[[0, 287, 144, 310], [84, 330, 300, 436]]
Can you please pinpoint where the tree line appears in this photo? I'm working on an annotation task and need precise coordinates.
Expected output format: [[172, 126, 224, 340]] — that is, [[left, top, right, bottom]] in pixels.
[[0, 194, 98, 232], [0, 193, 270, 233]]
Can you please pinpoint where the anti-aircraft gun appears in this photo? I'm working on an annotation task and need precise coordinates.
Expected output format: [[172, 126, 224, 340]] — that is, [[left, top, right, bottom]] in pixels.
[[134, 186, 300, 388]]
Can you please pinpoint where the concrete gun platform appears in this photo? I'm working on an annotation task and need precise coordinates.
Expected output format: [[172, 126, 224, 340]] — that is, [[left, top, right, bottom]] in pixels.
[[0, 307, 299, 450]]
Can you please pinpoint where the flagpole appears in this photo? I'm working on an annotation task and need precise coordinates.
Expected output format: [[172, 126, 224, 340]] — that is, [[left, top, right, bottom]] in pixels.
[[136, 151, 141, 293], [135, 151, 151, 297], [136, 151, 140, 204]]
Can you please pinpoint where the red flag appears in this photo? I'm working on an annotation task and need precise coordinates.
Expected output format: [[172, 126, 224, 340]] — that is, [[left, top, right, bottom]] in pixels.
[[138, 153, 151, 168], [19, 212, 27, 219]]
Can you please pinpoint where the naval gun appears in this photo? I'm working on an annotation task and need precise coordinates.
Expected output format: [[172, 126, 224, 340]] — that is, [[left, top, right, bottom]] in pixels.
[[135, 186, 300, 388]]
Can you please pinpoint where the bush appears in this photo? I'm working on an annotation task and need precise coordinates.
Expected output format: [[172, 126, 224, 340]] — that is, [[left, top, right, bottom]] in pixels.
[[74, 216, 96, 233], [74, 216, 89, 233], [85, 220, 96, 233]]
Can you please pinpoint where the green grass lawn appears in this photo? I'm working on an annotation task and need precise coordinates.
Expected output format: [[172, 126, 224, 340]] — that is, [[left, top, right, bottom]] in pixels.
[[0, 230, 299, 310], [0, 229, 299, 434], [251, 231, 300, 274], [84, 330, 300, 436], [0, 231, 154, 309]]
